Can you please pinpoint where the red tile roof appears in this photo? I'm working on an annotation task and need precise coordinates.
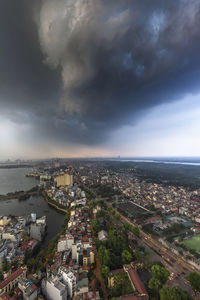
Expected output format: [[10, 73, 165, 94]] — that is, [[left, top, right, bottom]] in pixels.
[[31, 284, 37, 291], [0, 268, 24, 289], [128, 268, 147, 295], [0, 293, 11, 300]]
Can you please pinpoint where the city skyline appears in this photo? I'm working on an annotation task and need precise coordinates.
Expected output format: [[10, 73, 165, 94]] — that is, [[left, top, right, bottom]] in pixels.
[[1, 1, 200, 159]]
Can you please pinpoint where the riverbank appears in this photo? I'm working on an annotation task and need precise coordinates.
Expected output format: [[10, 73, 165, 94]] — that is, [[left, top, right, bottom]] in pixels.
[[42, 190, 68, 214], [0, 186, 40, 201]]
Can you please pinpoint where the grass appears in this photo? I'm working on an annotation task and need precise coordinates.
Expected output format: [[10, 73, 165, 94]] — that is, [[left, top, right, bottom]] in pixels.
[[182, 235, 200, 254]]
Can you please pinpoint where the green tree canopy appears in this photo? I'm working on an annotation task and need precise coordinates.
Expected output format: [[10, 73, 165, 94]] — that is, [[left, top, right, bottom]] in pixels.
[[92, 219, 100, 236], [121, 250, 132, 264], [2, 259, 10, 272], [151, 264, 169, 285], [101, 265, 110, 279], [160, 285, 191, 300], [148, 277, 162, 293], [111, 272, 133, 298], [186, 271, 200, 292], [98, 245, 110, 266]]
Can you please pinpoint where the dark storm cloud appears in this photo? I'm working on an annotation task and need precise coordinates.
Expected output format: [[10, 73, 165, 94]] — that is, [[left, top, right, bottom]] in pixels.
[[1, 0, 200, 145], [0, 1, 60, 114]]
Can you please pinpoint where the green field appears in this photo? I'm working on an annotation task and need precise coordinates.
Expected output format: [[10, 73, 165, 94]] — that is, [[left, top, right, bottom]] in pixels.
[[182, 235, 200, 254]]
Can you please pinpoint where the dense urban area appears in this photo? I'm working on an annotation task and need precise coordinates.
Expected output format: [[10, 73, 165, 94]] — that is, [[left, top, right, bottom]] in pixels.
[[1, 159, 200, 300]]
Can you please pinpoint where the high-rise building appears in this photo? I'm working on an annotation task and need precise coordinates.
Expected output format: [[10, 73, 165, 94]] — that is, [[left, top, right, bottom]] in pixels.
[[55, 174, 73, 187]]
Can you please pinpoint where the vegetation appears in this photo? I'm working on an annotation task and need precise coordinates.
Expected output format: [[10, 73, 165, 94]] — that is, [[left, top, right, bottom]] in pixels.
[[1, 259, 11, 272], [182, 235, 200, 255], [92, 219, 100, 236], [148, 264, 192, 299], [186, 271, 200, 293], [151, 264, 169, 285], [142, 223, 159, 236], [148, 277, 162, 293], [110, 272, 133, 297], [123, 223, 140, 237], [163, 223, 185, 236], [159, 286, 192, 300], [92, 183, 121, 198], [121, 250, 132, 264]]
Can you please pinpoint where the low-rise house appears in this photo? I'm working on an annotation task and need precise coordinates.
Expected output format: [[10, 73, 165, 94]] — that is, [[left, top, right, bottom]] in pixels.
[[98, 230, 108, 241]]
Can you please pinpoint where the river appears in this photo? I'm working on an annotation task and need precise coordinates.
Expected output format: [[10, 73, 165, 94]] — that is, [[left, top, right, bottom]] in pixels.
[[0, 168, 65, 248]]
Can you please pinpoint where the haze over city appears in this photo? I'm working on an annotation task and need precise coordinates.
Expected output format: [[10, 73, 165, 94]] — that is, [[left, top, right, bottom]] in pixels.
[[1, 0, 200, 159]]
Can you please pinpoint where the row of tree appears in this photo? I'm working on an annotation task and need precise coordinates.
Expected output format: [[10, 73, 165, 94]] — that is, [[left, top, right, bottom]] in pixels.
[[148, 263, 200, 299]]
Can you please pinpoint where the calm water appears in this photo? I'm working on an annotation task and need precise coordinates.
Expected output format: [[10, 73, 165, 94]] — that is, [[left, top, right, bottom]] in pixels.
[[0, 196, 65, 248], [0, 168, 65, 248], [0, 168, 38, 195]]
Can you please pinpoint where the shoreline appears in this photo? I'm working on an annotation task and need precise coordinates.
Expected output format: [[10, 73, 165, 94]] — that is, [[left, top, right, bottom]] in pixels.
[[0, 186, 40, 201], [42, 190, 68, 214]]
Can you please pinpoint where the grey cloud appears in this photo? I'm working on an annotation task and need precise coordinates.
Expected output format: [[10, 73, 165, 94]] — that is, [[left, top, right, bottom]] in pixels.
[[1, 0, 200, 146]]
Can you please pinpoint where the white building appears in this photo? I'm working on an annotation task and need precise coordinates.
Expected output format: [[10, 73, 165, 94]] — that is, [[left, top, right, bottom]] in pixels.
[[57, 234, 74, 252], [59, 267, 76, 299], [98, 230, 108, 241], [72, 244, 78, 260], [45, 276, 67, 300], [36, 216, 46, 225], [31, 213, 37, 223]]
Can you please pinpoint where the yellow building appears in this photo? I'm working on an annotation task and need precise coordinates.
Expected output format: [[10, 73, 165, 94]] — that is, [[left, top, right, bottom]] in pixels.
[[90, 251, 95, 264], [0, 217, 11, 227], [55, 174, 73, 187]]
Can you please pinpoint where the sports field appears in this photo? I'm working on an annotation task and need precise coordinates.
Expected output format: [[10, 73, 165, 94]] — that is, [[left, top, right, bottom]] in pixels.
[[182, 235, 200, 254]]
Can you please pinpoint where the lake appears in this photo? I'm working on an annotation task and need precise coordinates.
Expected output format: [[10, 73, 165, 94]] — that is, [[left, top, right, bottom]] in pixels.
[[0, 168, 65, 248]]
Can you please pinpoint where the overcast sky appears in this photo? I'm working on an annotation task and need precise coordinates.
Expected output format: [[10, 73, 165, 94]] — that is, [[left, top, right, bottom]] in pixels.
[[1, 0, 200, 159]]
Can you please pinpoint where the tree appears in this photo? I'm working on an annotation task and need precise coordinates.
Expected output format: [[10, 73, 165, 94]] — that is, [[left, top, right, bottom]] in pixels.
[[101, 265, 110, 279], [121, 250, 132, 264], [186, 271, 200, 293], [2, 259, 10, 272], [114, 213, 120, 221], [148, 278, 162, 293], [151, 264, 169, 285], [111, 272, 133, 297], [98, 245, 110, 266], [92, 219, 100, 236], [160, 285, 191, 300]]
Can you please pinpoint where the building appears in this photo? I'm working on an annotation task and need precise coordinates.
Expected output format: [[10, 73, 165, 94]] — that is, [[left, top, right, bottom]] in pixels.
[[125, 267, 148, 299], [75, 278, 88, 297], [30, 223, 45, 242], [98, 230, 108, 241], [0, 287, 23, 300], [0, 217, 11, 227], [2, 231, 21, 245], [0, 267, 27, 295], [18, 279, 37, 300], [57, 234, 74, 252], [45, 276, 67, 300], [55, 174, 73, 187], [59, 267, 76, 299]]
